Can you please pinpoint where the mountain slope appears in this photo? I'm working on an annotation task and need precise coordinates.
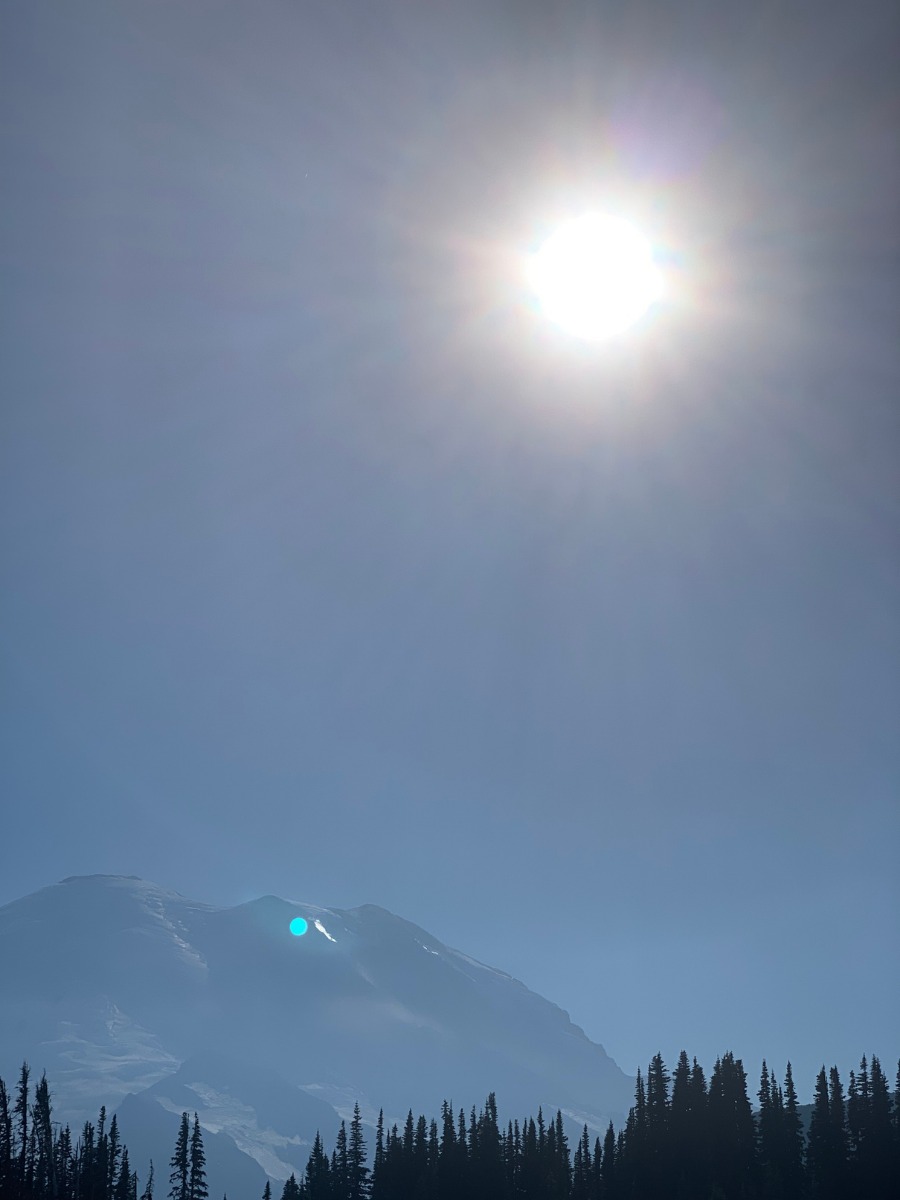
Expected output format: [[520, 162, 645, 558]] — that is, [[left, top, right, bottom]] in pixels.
[[0, 876, 633, 1181]]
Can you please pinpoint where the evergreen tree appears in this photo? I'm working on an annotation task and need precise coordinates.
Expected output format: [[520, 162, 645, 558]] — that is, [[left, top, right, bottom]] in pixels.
[[757, 1059, 801, 1200], [620, 1067, 648, 1197], [413, 1112, 429, 1198], [645, 1052, 670, 1198], [519, 1117, 541, 1200], [670, 1050, 704, 1199], [591, 1135, 602, 1200], [114, 1149, 132, 1200], [757, 1060, 780, 1197], [188, 1115, 207, 1200], [454, 1110, 468, 1197], [807, 1067, 834, 1200], [550, 1110, 569, 1200], [428, 1120, 439, 1184], [140, 1160, 155, 1200], [168, 1113, 190, 1200], [571, 1126, 591, 1200], [467, 1106, 478, 1180], [545, 1114, 557, 1199], [503, 1120, 519, 1200], [373, 1110, 384, 1198], [380, 1123, 403, 1200], [600, 1121, 616, 1198], [707, 1052, 756, 1200], [827, 1065, 849, 1197], [32, 1071, 55, 1199], [472, 1095, 503, 1200], [15, 1050, 900, 1200], [0, 1076, 12, 1200], [280, 1175, 302, 1200], [332, 1121, 349, 1200], [79, 1118, 96, 1200], [96, 1106, 110, 1200], [781, 1062, 804, 1198], [55, 1124, 76, 1200], [14, 1062, 30, 1193], [435, 1103, 456, 1200], [348, 1103, 369, 1200], [863, 1055, 894, 1199], [304, 1132, 331, 1200], [108, 1114, 122, 1200]]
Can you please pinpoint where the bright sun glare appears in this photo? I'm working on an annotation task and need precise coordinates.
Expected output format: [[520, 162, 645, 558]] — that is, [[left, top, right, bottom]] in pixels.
[[528, 213, 662, 341]]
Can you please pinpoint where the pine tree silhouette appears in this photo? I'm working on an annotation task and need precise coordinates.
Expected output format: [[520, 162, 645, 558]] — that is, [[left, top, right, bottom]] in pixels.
[[348, 1103, 370, 1200], [140, 1159, 155, 1200], [279, 1173, 302, 1200], [188, 1114, 208, 1200], [168, 1113, 190, 1200]]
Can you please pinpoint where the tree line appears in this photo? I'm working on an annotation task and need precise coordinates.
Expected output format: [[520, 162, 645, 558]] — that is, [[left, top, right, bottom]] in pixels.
[[1, 1051, 898, 1200]]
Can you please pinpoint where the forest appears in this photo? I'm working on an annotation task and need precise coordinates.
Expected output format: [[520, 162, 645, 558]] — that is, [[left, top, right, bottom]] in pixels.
[[1, 1051, 897, 1200]]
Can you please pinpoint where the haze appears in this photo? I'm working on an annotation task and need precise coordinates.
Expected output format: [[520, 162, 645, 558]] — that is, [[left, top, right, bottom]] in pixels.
[[1, 0, 898, 1098]]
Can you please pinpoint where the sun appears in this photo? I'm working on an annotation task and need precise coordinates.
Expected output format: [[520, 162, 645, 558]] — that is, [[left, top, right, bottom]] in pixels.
[[527, 213, 662, 341]]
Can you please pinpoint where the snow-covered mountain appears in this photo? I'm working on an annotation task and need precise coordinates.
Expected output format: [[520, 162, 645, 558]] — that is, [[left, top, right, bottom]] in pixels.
[[0, 876, 633, 1185]]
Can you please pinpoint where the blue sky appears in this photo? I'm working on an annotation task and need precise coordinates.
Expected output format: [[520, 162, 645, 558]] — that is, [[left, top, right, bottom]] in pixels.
[[1, 1, 898, 1098]]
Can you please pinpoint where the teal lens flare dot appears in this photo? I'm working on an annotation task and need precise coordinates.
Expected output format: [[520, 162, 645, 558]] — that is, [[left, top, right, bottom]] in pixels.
[[289, 917, 309, 937]]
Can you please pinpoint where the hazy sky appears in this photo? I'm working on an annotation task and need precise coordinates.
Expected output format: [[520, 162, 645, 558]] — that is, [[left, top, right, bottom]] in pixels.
[[2, 1, 898, 1098]]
